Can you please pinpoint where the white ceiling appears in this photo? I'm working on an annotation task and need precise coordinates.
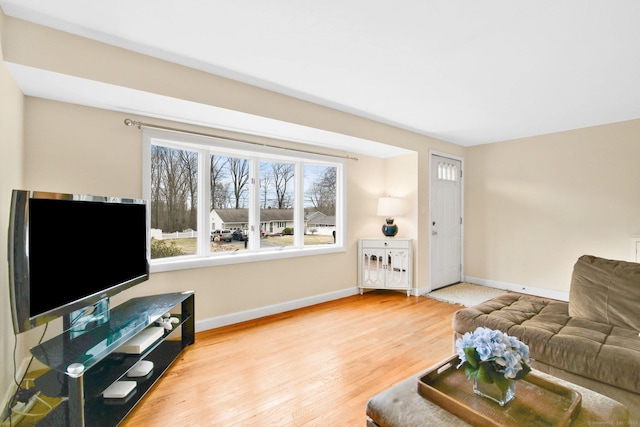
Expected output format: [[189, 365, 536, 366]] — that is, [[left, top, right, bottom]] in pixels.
[[2, 0, 640, 155]]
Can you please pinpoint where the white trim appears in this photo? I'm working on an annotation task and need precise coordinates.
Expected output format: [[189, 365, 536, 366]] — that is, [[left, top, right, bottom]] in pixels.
[[195, 287, 360, 332], [198, 147, 211, 256], [294, 162, 305, 246], [464, 276, 570, 301], [428, 150, 465, 291], [150, 244, 345, 273], [414, 285, 430, 296]]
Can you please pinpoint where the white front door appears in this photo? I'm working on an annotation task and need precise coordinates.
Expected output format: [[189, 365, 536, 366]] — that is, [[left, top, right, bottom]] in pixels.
[[430, 154, 463, 290]]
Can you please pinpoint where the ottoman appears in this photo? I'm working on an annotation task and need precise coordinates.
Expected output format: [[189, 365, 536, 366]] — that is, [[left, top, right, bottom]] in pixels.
[[366, 367, 629, 427]]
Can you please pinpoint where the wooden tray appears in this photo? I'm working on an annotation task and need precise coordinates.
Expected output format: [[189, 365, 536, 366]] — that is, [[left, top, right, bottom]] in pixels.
[[417, 355, 582, 427]]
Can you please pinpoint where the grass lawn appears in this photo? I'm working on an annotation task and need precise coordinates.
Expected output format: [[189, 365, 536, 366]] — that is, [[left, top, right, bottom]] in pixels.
[[156, 234, 334, 257]]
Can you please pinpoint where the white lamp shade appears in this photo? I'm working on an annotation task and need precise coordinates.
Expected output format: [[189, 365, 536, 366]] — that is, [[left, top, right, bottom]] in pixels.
[[377, 197, 404, 217]]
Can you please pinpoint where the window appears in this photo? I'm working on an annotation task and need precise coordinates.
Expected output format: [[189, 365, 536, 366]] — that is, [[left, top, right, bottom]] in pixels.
[[437, 161, 458, 181], [304, 164, 337, 245], [143, 129, 345, 271]]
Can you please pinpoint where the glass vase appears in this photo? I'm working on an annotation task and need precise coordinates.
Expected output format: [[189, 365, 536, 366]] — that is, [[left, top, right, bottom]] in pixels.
[[473, 378, 516, 406]]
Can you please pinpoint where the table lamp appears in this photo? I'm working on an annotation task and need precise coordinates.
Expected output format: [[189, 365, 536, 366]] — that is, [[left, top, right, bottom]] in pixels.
[[377, 197, 403, 237]]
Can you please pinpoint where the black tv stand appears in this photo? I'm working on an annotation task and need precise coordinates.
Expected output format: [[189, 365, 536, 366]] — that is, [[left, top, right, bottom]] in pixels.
[[31, 292, 195, 427]]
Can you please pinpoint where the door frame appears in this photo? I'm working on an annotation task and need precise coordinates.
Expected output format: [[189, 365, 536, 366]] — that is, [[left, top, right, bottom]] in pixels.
[[428, 150, 465, 292]]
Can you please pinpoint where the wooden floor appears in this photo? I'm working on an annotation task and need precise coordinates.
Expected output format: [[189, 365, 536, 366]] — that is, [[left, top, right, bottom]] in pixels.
[[120, 291, 461, 426]]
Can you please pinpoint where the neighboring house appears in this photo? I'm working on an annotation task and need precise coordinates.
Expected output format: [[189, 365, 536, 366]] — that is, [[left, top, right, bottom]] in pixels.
[[210, 208, 252, 233], [211, 208, 294, 236], [210, 208, 335, 236], [260, 209, 294, 235], [305, 211, 336, 236]]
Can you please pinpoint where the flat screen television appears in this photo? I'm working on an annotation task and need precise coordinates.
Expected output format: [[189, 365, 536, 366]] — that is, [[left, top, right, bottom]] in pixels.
[[8, 189, 150, 335]]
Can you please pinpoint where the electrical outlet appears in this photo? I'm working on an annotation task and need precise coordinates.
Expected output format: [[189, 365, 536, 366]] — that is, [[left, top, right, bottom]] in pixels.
[[15, 388, 38, 404]]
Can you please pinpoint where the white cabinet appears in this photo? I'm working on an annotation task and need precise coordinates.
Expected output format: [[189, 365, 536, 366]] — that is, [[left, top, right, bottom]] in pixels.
[[358, 238, 413, 295]]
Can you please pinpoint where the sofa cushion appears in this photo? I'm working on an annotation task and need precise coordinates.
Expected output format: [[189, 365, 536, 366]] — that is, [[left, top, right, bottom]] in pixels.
[[569, 255, 640, 332], [452, 293, 640, 394]]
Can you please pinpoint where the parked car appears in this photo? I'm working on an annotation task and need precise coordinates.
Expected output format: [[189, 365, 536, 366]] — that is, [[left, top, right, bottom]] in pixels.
[[232, 230, 248, 241], [211, 229, 233, 242]]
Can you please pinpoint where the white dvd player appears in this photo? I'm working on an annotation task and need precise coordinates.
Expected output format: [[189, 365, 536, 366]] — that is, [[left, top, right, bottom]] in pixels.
[[116, 327, 165, 354], [103, 381, 136, 399], [127, 360, 154, 378]]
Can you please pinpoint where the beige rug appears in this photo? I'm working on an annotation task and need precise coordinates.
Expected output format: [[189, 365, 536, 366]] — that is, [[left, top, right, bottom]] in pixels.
[[424, 282, 508, 307]]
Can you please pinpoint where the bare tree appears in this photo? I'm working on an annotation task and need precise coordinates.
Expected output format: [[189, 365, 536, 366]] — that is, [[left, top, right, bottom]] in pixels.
[[180, 150, 198, 229], [271, 162, 294, 209], [308, 167, 336, 215], [150, 146, 194, 232], [227, 158, 249, 209], [210, 155, 227, 209], [260, 170, 273, 209], [150, 145, 164, 228]]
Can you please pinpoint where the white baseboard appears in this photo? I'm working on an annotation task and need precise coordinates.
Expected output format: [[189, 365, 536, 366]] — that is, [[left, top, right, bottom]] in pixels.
[[1, 356, 31, 421], [194, 279, 569, 334], [195, 287, 361, 332], [464, 276, 569, 301], [415, 286, 430, 296]]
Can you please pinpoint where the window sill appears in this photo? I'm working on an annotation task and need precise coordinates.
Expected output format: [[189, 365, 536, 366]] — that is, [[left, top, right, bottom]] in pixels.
[[150, 244, 345, 273]]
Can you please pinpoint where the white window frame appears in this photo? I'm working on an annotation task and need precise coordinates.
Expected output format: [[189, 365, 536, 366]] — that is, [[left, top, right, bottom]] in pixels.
[[142, 129, 347, 273]]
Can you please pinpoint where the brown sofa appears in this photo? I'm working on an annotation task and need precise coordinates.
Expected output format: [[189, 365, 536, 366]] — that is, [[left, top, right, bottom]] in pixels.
[[452, 255, 640, 421]]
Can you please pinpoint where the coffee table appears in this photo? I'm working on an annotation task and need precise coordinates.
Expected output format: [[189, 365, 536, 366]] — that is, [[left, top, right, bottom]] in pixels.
[[366, 367, 629, 427]]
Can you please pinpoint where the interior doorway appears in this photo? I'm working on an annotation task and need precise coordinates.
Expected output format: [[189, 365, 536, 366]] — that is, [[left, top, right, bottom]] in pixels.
[[429, 152, 463, 290]]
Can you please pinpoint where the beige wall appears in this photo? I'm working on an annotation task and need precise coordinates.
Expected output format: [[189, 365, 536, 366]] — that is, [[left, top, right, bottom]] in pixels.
[[24, 100, 143, 196], [21, 97, 375, 316], [6, 4, 640, 408], [17, 98, 463, 323], [2, 15, 464, 288], [465, 119, 640, 292], [0, 13, 454, 300], [0, 17, 455, 381], [0, 7, 26, 411]]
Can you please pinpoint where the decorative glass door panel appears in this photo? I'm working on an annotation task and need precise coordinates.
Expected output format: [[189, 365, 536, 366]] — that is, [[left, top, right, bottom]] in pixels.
[[362, 248, 386, 287], [386, 250, 409, 287]]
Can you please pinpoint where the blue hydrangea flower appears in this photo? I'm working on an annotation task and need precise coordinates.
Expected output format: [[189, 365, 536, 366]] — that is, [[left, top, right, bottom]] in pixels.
[[455, 326, 531, 382]]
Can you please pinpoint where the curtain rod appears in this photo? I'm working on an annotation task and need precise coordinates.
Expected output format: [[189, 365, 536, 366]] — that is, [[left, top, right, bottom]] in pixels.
[[123, 119, 358, 161]]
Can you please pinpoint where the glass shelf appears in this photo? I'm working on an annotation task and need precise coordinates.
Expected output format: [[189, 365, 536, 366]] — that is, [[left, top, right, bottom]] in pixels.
[[31, 292, 194, 375]]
